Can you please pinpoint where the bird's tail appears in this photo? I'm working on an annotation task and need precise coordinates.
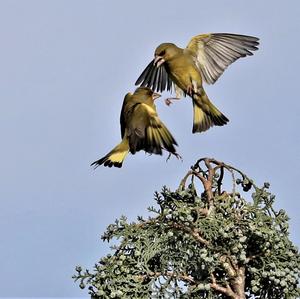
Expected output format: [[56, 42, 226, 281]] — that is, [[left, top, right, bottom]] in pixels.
[[192, 88, 229, 133], [91, 138, 129, 168]]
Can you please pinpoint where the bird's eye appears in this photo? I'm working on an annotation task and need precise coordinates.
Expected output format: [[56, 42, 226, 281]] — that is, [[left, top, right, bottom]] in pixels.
[[159, 50, 166, 56]]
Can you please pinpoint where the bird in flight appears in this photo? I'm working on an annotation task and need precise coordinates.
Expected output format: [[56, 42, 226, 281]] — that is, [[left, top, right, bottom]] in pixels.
[[91, 87, 179, 168], [136, 33, 259, 133]]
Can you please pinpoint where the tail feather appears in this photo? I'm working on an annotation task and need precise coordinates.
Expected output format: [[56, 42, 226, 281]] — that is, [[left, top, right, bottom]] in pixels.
[[192, 90, 229, 133], [91, 138, 129, 168]]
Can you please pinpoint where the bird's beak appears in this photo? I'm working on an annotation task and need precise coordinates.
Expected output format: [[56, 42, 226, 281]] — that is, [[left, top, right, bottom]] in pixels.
[[152, 92, 161, 100], [154, 55, 165, 68]]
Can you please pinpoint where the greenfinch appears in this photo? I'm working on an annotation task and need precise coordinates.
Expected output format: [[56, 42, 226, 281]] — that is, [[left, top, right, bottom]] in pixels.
[[91, 87, 179, 168], [136, 33, 259, 133]]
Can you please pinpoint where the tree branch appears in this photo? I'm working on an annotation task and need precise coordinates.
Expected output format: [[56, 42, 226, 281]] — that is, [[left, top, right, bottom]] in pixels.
[[178, 170, 194, 191], [170, 222, 210, 246], [231, 267, 246, 299], [210, 274, 238, 299], [220, 255, 238, 278], [145, 271, 195, 284]]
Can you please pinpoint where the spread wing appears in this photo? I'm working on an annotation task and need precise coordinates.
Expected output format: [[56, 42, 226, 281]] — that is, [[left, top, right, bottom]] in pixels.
[[186, 33, 259, 84], [127, 103, 177, 155], [135, 59, 173, 93]]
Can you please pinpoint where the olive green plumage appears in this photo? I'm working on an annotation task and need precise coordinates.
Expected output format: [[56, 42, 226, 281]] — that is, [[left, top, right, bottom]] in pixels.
[[136, 33, 259, 133], [91, 87, 178, 168]]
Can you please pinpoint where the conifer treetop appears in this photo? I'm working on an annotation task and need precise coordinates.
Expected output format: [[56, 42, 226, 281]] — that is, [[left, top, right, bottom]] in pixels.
[[74, 158, 300, 299]]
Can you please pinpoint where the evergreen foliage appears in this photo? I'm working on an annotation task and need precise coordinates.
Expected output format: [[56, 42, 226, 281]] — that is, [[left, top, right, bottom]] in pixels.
[[73, 158, 300, 299]]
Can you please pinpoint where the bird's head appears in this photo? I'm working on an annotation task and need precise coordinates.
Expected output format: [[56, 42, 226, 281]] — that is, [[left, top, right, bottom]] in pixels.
[[134, 87, 161, 101], [154, 43, 179, 67]]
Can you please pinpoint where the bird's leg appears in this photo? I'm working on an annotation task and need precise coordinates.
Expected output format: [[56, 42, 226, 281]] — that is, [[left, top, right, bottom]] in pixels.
[[166, 152, 183, 162], [186, 85, 194, 97], [164, 97, 181, 106]]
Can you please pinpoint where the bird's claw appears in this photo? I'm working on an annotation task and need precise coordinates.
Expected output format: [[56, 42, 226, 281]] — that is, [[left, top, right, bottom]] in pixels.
[[175, 153, 183, 162], [165, 98, 173, 106], [164, 97, 181, 107], [166, 152, 183, 162]]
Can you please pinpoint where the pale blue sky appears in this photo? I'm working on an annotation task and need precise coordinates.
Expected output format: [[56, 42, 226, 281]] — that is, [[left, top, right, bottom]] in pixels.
[[0, 0, 299, 297]]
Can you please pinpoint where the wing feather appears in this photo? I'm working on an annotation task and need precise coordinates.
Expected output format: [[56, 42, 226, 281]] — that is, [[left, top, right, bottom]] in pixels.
[[186, 33, 259, 84], [128, 103, 177, 155], [135, 60, 154, 85], [135, 59, 173, 93], [120, 93, 132, 138]]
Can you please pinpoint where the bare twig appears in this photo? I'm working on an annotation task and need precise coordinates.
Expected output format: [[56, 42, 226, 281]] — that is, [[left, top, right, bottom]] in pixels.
[[178, 170, 193, 191], [217, 166, 224, 195]]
